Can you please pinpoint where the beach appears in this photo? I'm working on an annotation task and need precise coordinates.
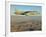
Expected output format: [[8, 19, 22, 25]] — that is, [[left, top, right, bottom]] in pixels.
[[11, 15, 42, 32]]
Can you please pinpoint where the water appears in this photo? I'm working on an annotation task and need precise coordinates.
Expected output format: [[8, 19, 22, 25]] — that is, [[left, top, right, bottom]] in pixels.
[[11, 15, 41, 23]]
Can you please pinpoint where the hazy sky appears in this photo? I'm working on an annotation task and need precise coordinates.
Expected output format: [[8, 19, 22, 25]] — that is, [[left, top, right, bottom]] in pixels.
[[10, 5, 42, 14]]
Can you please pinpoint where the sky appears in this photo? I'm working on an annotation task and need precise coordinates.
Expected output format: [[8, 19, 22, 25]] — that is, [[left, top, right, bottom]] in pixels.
[[10, 5, 42, 14]]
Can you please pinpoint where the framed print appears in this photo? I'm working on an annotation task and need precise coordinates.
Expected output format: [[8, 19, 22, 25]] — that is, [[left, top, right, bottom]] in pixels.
[[5, 1, 45, 37]]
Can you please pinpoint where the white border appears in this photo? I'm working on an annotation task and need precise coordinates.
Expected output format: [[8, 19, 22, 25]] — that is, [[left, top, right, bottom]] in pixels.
[[6, 1, 46, 37]]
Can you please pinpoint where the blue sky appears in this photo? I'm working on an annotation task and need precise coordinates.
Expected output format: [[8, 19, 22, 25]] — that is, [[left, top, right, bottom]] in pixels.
[[10, 5, 42, 14]]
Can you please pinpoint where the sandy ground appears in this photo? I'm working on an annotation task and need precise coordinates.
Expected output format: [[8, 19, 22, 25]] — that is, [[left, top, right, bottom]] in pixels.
[[11, 15, 42, 32]]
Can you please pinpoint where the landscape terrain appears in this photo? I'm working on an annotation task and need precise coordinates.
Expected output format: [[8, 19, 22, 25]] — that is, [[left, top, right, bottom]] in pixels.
[[11, 15, 42, 32]]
